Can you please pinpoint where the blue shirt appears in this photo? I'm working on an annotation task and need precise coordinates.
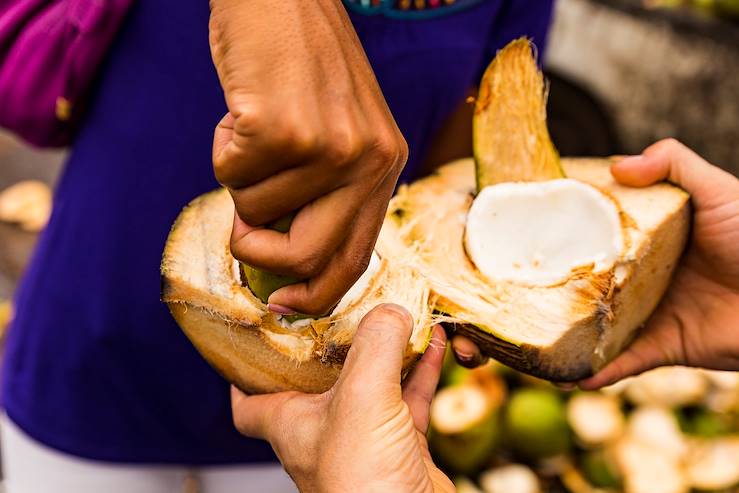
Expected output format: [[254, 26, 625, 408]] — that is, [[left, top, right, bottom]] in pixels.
[[2, 0, 553, 464]]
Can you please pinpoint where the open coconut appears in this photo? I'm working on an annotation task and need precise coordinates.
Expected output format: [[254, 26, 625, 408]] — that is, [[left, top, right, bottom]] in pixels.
[[382, 39, 690, 381], [161, 189, 432, 394]]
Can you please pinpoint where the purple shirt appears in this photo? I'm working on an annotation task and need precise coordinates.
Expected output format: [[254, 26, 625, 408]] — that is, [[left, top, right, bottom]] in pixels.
[[2, 0, 553, 464]]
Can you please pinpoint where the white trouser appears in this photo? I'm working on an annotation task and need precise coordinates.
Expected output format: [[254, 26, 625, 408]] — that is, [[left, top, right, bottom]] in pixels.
[[0, 415, 297, 493]]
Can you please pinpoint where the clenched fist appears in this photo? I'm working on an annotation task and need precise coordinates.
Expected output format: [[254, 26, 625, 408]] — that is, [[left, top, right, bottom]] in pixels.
[[209, 0, 407, 316]]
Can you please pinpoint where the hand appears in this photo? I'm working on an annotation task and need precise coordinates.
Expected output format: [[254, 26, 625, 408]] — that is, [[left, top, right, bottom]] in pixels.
[[581, 139, 739, 390], [231, 304, 454, 493], [209, 0, 408, 315]]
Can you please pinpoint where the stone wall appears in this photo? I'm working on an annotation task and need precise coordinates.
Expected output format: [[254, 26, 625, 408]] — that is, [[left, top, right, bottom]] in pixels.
[[547, 0, 739, 175]]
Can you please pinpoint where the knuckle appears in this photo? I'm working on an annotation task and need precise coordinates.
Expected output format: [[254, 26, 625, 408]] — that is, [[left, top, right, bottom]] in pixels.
[[325, 129, 363, 168], [229, 235, 250, 263], [231, 409, 248, 435], [396, 135, 410, 165], [288, 250, 326, 279], [653, 138, 684, 155], [273, 120, 319, 156], [346, 253, 372, 281], [372, 132, 407, 171], [233, 104, 263, 132], [661, 137, 682, 149], [233, 200, 265, 227]]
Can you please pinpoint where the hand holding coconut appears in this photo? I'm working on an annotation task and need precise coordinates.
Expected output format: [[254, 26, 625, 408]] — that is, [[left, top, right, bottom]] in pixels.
[[231, 305, 455, 493], [582, 139, 739, 389], [209, 0, 407, 316]]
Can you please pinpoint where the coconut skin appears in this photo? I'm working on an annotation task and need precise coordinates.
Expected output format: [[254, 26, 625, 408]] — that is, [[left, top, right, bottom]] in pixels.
[[473, 39, 564, 190], [161, 189, 433, 394], [384, 158, 690, 382]]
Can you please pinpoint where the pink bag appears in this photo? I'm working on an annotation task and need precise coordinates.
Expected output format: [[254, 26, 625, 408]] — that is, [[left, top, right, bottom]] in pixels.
[[0, 0, 134, 147]]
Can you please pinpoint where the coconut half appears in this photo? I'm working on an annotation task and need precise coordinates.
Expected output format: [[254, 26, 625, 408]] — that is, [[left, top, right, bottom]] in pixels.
[[161, 189, 432, 394], [384, 157, 689, 381], [379, 38, 690, 382]]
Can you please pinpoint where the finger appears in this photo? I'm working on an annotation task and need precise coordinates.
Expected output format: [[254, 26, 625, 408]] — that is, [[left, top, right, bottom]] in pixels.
[[611, 138, 736, 209], [578, 311, 684, 390], [402, 325, 447, 433], [230, 386, 303, 440], [268, 170, 397, 314], [337, 304, 414, 393], [451, 334, 488, 368], [213, 106, 328, 188], [553, 382, 577, 391], [229, 162, 346, 226], [230, 184, 362, 283], [213, 113, 299, 188]]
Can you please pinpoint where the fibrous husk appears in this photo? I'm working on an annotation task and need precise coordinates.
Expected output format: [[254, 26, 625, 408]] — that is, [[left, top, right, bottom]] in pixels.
[[383, 158, 689, 381], [382, 37, 690, 381], [473, 38, 563, 190], [161, 189, 432, 394]]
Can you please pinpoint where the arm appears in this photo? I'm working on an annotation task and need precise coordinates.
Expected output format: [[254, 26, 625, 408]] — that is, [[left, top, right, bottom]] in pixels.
[[208, 0, 407, 316]]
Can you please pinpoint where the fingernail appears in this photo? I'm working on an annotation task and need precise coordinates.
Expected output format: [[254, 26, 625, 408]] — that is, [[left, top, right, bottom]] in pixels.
[[268, 303, 297, 316], [554, 382, 577, 392], [613, 155, 642, 165], [455, 350, 473, 361]]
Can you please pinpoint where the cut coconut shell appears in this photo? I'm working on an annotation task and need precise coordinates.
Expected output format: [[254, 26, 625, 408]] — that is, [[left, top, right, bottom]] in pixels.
[[161, 188, 432, 394], [473, 38, 563, 191], [383, 158, 690, 381]]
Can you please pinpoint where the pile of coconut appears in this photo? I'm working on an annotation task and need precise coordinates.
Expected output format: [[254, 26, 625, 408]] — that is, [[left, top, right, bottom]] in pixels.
[[0, 180, 51, 232], [161, 39, 689, 393], [431, 357, 739, 493]]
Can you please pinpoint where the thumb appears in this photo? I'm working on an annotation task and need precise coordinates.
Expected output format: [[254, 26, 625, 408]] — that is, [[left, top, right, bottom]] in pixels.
[[230, 386, 302, 441], [611, 138, 735, 210], [579, 310, 685, 390], [402, 324, 447, 433], [337, 304, 414, 391]]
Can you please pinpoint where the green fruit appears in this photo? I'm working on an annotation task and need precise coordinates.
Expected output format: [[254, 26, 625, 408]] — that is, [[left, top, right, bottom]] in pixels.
[[503, 388, 570, 459], [678, 408, 732, 437], [453, 477, 483, 493], [580, 450, 621, 489], [430, 416, 499, 475], [429, 385, 500, 474], [716, 0, 739, 16], [473, 38, 564, 192], [240, 213, 302, 307]]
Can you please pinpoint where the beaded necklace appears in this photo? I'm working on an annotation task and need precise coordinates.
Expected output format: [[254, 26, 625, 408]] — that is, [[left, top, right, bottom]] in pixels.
[[343, 0, 485, 19]]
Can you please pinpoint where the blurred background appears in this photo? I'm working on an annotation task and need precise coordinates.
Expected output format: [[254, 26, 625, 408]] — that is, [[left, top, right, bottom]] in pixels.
[[0, 0, 738, 491]]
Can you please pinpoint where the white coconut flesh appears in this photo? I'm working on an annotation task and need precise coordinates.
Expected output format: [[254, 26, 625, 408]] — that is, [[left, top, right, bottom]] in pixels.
[[616, 438, 688, 493], [626, 406, 687, 459], [479, 464, 541, 493], [686, 437, 739, 490], [465, 179, 624, 286], [567, 393, 624, 446], [251, 251, 382, 330], [431, 385, 492, 434]]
